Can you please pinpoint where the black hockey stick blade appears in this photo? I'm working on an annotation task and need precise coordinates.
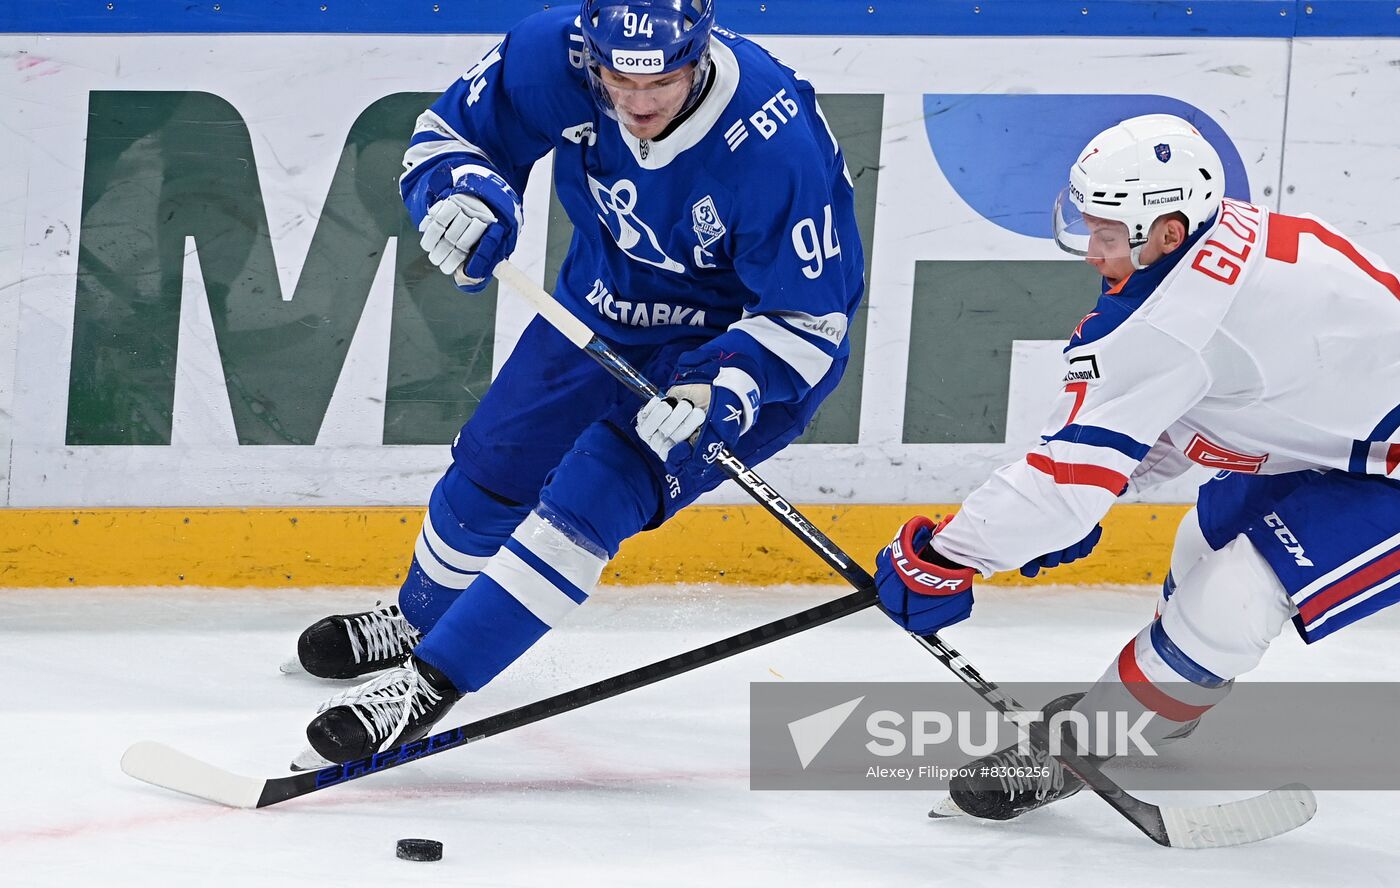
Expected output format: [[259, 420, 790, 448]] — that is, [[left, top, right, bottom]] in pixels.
[[121, 588, 875, 808]]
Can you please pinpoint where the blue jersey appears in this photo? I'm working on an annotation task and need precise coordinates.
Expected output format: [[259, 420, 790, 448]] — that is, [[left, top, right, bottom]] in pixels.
[[400, 9, 864, 409]]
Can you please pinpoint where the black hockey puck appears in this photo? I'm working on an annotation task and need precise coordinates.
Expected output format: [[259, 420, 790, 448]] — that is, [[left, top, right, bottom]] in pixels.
[[396, 838, 443, 862]]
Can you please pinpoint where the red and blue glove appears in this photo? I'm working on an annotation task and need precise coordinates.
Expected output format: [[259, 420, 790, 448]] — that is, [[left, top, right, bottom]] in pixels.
[[1019, 524, 1103, 578], [874, 515, 976, 636]]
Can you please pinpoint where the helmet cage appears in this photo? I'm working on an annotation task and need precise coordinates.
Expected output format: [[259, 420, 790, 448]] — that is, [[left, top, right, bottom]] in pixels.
[[581, 0, 715, 121]]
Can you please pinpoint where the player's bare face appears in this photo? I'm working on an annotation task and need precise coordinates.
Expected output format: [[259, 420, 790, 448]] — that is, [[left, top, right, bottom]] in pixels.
[[600, 64, 695, 140], [1082, 214, 1185, 286], [1082, 216, 1135, 285]]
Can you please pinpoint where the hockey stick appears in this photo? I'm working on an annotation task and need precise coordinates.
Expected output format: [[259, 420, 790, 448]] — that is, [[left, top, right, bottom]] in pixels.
[[123, 263, 1314, 846], [487, 262, 1315, 848], [908, 636, 1316, 848], [121, 260, 882, 809], [122, 586, 872, 809]]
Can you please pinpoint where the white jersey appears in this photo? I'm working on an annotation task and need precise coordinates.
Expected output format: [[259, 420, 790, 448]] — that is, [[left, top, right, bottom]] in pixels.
[[936, 198, 1400, 575]]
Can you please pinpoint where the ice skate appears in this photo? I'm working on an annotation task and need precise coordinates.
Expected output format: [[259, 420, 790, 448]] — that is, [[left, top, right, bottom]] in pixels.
[[298, 656, 462, 766], [931, 693, 1092, 821], [282, 602, 422, 680]]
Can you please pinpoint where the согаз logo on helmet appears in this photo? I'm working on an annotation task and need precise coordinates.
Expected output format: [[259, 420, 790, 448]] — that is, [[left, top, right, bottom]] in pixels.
[[611, 49, 665, 72]]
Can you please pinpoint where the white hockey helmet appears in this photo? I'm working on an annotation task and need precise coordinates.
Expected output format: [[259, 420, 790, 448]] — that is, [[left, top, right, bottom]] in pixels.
[[1054, 114, 1225, 268]]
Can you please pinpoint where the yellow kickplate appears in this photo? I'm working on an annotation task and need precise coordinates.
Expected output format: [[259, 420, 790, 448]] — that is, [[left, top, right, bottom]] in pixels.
[[0, 503, 1188, 588]]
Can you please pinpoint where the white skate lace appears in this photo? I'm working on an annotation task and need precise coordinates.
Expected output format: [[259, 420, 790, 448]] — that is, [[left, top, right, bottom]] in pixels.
[[347, 605, 420, 665], [989, 746, 1066, 801], [317, 663, 444, 751]]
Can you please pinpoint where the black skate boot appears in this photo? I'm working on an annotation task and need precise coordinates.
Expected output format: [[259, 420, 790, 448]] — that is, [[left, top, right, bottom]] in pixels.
[[301, 655, 462, 766], [937, 693, 1097, 821], [287, 603, 422, 679]]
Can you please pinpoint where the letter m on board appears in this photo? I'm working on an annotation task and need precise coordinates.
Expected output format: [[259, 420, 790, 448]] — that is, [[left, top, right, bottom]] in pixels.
[[67, 91, 495, 446]]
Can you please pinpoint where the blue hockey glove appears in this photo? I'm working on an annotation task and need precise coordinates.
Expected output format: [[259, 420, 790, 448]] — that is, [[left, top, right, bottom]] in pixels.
[[1019, 524, 1103, 578], [634, 354, 761, 474], [874, 515, 976, 636], [417, 165, 522, 293]]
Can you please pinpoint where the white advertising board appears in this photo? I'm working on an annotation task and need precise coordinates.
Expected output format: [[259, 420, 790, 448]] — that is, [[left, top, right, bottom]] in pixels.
[[0, 32, 1391, 507]]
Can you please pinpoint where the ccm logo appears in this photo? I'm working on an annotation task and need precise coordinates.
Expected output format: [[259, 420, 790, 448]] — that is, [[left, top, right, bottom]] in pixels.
[[1263, 512, 1314, 567], [611, 49, 665, 72], [1184, 434, 1268, 473]]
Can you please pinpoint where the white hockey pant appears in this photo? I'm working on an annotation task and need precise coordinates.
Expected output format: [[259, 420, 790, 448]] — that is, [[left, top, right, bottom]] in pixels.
[[1073, 508, 1296, 756]]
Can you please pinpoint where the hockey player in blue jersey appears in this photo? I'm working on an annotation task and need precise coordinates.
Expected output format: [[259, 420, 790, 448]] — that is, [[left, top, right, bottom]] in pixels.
[[286, 0, 864, 766]]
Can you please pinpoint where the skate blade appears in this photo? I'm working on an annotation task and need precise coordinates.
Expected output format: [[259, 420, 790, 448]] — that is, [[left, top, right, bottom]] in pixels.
[[278, 655, 307, 676], [928, 795, 969, 818], [289, 746, 334, 772]]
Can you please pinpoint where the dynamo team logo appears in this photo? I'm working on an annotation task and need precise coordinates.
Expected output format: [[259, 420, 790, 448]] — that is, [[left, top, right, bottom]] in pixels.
[[691, 195, 726, 248], [587, 175, 685, 273]]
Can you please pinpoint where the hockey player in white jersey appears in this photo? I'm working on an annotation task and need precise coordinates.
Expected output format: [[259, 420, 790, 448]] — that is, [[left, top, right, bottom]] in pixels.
[[874, 113, 1400, 820], [284, 0, 865, 767]]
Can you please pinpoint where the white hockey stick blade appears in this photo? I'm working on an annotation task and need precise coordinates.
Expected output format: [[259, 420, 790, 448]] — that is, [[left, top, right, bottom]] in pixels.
[[927, 794, 968, 818], [1160, 784, 1317, 849], [121, 742, 266, 809]]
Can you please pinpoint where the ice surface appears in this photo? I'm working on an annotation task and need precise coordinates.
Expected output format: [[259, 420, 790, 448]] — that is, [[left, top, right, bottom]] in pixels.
[[4, 582, 1398, 886]]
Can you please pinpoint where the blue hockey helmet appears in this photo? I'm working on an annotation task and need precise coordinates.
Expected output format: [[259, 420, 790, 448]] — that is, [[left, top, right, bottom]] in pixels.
[[581, 0, 715, 120]]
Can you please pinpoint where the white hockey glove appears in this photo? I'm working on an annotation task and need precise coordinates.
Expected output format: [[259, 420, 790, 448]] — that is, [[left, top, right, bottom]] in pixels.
[[635, 370, 758, 473], [418, 193, 497, 276], [636, 384, 711, 463], [416, 167, 522, 293]]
